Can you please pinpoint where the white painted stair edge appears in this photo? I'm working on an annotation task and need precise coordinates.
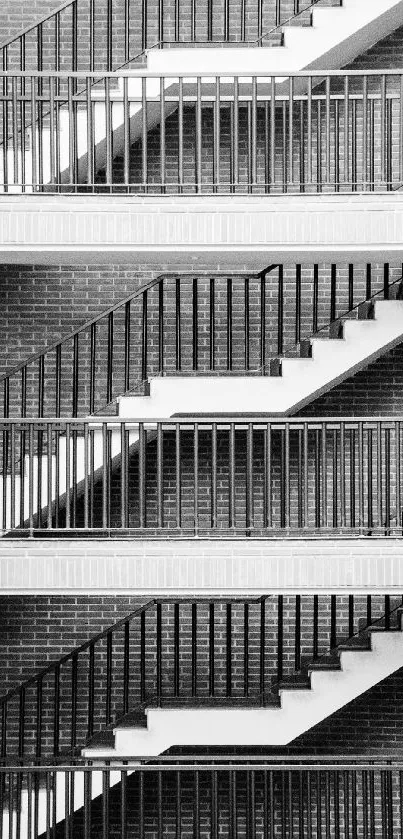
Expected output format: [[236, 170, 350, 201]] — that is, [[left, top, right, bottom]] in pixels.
[[82, 629, 403, 758], [118, 300, 403, 418]]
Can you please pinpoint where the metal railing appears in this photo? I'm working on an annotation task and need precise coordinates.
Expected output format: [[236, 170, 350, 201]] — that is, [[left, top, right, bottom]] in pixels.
[[0, 757, 402, 839], [1, 262, 402, 419], [0, 0, 338, 76], [1, 68, 402, 194], [1, 417, 403, 537], [1, 594, 400, 758]]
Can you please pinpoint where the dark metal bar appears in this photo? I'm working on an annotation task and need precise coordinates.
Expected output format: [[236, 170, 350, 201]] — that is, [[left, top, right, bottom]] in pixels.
[[227, 278, 233, 370], [156, 602, 162, 702], [191, 602, 197, 697], [176, 278, 181, 370], [209, 603, 215, 697], [106, 631, 112, 725], [210, 278, 215, 371], [278, 265, 284, 355], [245, 277, 250, 370], [246, 423, 253, 532], [123, 620, 130, 715], [295, 595, 301, 671], [194, 421, 199, 535], [295, 264, 301, 344], [87, 643, 95, 740], [244, 602, 249, 698], [174, 602, 180, 697], [193, 277, 198, 371], [211, 422, 217, 530], [330, 265, 337, 322], [277, 595, 283, 683], [260, 272, 266, 373], [124, 303, 131, 393], [226, 602, 232, 697], [229, 422, 235, 529], [142, 291, 148, 380], [157, 423, 164, 529], [158, 280, 164, 374], [313, 595, 319, 659]]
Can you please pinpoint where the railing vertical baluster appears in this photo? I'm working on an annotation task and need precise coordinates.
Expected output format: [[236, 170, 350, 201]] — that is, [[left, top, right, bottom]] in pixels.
[[174, 602, 180, 697], [227, 278, 233, 370], [288, 76, 294, 190], [362, 75, 368, 190], [265, 423, 272, 530], [35, 677, 43, 760], [209, 603, 215, 696], [158, 280, 164, 374], [178, 78, 184, 192], [71, 653, 78, 754], [244, 602, 249, 697], [72, 334, 79, 417], [348, 264, 354, 311], [284, 423, 290, 529], [385, 428, 391, 533], [251, 77, 257, 189], [340, 422, 346, 530], [381, 74, 386, 186], [245, 278, 250, 370], [18, 687, 25, 759], [196, 78, 202, 192], [28, 423, 34, 535], [330, 594, 337, 648], [325, 76, 331, 188], [366, 594, 372, 628], [313, 595, 318, 659], [246, 423, 253, 533], [53, 665, 60, 756], [278, 265, 284, 355], [142, 291, 148, 381], [396, 421, 401, 533], [260, 598, 265, 703], [124, 303, 131, 392], [330, 264, 337, 322], [160, 78, 166, 194], [140, 611, 146, 703], [191, 0, 196, 41], [295, 594, 301, 671], [307, 76, 312, 187], [226, 603, 232, 697], [123, 77, 130, 189], [224, 0, 229, 41], [344, 76, 349, 188], [277, 595, 283, 683], [368, 427, 373, 532], [210, 278, 215, 370], [194, 422, 199, 535], [142, 78, 147, 191], [176, 423, 181, 529], [269, 76, 276, 189], [384, 263, 390, 299], [295, 264, 301, 344], [156, 602, 162, 703], [332, 428, 338, 528], [101, 422, 108, 530], [46, 422, 52, 530], [123, 620, 130, 715], [348, 594, 354, 637], [233, 78, 239, 191], [303, 422, 309, 529], [377, 421, 383, 530], [229, 422, 235, 530], [214, 78, 220, 191], [142, 0, 147, 50], [192, 278, 198, 371], [157, 423, 164, 530], [176, 278, 181, 370], [385, 594, 391, 631], [260, 272, 266, 373], [366, 264, 372, 300], [105, 631, 112, 725], [139, 423, 146, 529], [191, 602, 197, 697], [87, 643, 95, 739], [10, 424, 15, 531], [121, 422, 128, 529], [211, 422, 217, 530], [312, 264, 319, 333]]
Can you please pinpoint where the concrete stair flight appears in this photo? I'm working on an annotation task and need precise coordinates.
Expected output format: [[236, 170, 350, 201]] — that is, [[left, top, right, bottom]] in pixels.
[[119, 287, 403, 418], [83, 617, 403, 757]]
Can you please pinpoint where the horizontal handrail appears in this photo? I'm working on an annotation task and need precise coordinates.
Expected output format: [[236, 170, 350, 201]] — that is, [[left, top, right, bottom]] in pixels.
[[3, 68, 403, 77], [1, 760, 403, 770]]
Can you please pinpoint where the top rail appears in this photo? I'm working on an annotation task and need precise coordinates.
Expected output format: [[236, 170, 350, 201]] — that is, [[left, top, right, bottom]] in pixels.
[[2, 68, 403, 77]]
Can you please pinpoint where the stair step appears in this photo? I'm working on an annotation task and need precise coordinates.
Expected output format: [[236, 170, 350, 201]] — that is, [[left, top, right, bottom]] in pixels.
[[358, 301, 375, 320], [337, 642, 370, 652], [87, 730, 115, 749]]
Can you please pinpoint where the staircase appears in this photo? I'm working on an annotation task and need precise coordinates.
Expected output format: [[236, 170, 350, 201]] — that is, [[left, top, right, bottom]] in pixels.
[[1, 595, 403, 835], [120, 278, 403, 417]]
